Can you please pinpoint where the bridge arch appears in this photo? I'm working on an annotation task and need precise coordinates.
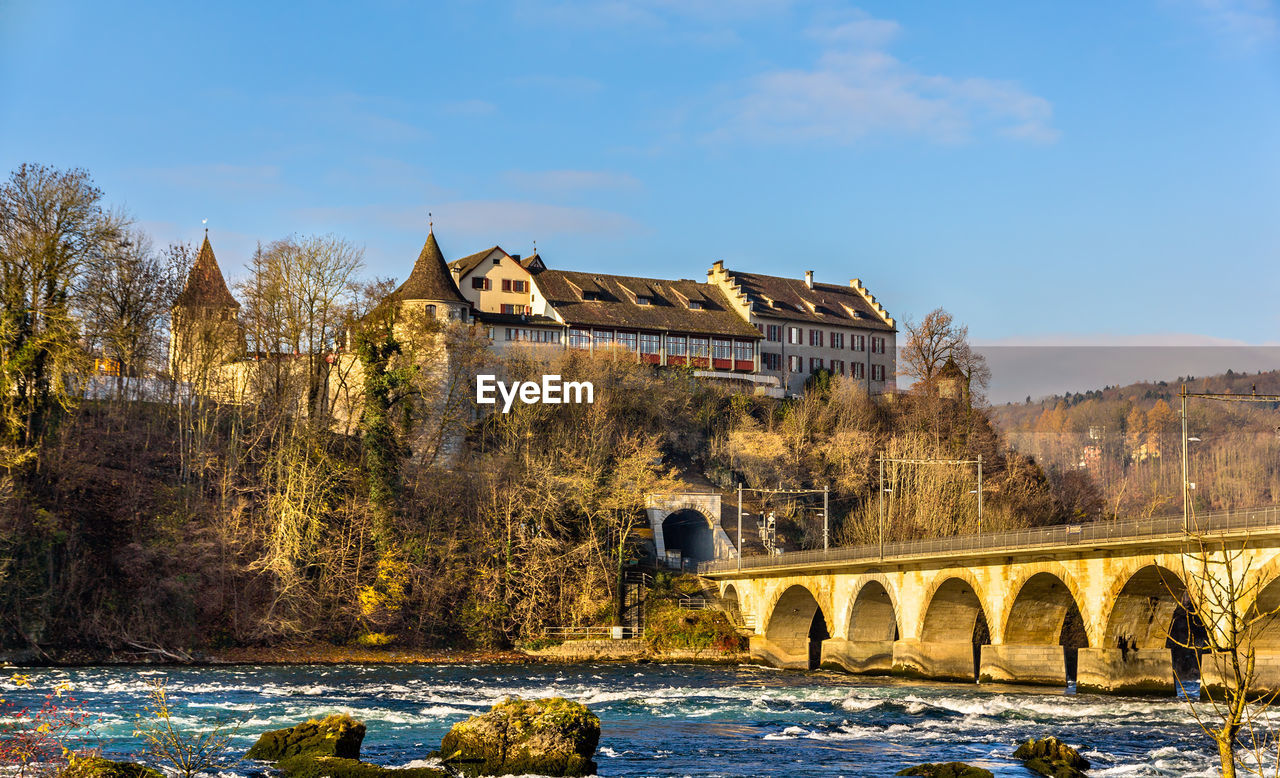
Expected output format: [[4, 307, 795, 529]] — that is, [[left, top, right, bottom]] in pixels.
[[919, 570, 991, 681], [720, 583, 744, 626], [1101, 563, 1189, 650], [1234, 555, 1280, 653], [765, 584, 832, 670], [845, 575, 900, 643], [1001, 564, 1095, 647]]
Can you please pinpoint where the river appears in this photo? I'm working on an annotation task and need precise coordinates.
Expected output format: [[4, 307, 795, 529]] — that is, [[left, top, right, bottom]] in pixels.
[[1, 663, 1224, 776]]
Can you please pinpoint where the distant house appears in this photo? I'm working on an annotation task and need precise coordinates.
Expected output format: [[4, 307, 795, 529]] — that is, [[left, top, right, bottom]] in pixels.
[[706, 262, 896, 396], [448, 247, 563, 351]]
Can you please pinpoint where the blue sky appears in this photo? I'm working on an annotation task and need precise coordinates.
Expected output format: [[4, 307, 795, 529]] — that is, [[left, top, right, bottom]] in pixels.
[[2, 0, 1278, 351]]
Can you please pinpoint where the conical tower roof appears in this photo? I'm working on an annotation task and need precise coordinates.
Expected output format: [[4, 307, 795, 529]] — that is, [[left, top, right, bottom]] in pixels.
[[175, 234, 239, 309], [390, 230, 468, 304]]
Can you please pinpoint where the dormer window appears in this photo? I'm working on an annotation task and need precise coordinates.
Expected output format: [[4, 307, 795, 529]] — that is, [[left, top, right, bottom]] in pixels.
[[688, 300, 703, 310], [636, 296, 652, 306], [583, 290, 602, 301]]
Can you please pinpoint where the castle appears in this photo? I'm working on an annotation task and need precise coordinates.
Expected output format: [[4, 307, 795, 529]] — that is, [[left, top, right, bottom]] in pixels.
[[169, 228, 898, 409]]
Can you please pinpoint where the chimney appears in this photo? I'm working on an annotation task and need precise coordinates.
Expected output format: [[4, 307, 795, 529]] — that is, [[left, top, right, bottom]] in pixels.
[[804, 270, 814, 289]]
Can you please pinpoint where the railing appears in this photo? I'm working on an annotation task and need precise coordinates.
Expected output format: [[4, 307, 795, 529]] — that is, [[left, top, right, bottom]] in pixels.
[[541, 626, 639, 639], [699, 505, 1280, 575]]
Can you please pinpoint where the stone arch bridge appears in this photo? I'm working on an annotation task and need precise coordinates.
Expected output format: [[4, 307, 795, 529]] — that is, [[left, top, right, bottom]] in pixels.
[[703, 507, 1280, 695]]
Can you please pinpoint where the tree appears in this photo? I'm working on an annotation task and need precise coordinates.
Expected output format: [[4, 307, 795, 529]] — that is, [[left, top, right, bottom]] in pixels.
[[77, 227, 182, 398], [0, 164, 113, 465], [899, 307, 990, 404]]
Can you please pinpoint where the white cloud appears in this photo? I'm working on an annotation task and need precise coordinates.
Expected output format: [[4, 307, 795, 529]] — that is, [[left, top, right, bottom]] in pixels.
[[717, 11, 1058, 146], [1186, 0, 1278, 49], [503, 169, 641, 192]]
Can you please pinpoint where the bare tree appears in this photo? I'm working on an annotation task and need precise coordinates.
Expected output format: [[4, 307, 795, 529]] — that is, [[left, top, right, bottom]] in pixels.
[[0, 163, 113, 464]]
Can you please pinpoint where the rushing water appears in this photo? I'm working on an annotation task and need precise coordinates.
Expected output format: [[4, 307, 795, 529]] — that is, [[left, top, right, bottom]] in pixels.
[[0, 663, 1228, 776]]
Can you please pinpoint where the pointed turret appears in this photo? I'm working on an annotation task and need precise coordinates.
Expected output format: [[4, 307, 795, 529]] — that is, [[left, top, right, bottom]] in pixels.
[[390, 230, 468, 305], [175, 234, 240, 310]]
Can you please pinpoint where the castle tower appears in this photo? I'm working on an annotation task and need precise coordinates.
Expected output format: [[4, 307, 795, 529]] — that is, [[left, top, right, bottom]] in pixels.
[[385, 229, 472, 323], [169, 233, 244, 382]]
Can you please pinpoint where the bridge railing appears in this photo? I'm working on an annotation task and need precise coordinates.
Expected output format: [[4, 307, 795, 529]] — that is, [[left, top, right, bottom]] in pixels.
[[698, 505, 1280, 575]]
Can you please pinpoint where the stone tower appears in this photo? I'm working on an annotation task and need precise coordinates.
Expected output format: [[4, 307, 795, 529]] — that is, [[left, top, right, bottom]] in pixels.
[[169, 233, 244, 383]]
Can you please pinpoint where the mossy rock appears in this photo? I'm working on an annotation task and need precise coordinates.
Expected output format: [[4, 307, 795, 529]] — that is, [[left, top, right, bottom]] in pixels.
[[246, 714, 366, 762], [64, 756, 164, 778], [1013, 736, 1089, 778], [896, 763, 993, 778], [439, 696, 600, 777], [276, 756, 447, 778]]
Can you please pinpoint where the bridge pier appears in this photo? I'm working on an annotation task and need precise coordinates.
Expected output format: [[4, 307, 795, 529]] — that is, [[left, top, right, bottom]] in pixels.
[[891, 639, 977, 682], [1076, 648, 1175, 695], [819, 638, 893, 674], [978, 644, 1067, 687], [1201, 650, 1280, 699], [749, 635, 811, 670]]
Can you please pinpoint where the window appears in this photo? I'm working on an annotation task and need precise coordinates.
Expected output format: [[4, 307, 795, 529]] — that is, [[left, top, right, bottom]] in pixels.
[[617, 331, 638, 352], [852, 361, 866, 379], [788, 327, 802, 345], [667, 335, 687, 356], [501, 279, 512, 292], [636, 295, 652, 306], [511, 280, 528, 293], [872, 336, 886, 354], [734, 341, 754, 362], [809, 329, 823, 347], [472, 277, 490, 290], [761, 352, 781, 371], [492, 256, 501, 265], [689, 337, 709, 358], [831, 359, 844, 375], [423, 304, 437, 318], [809, 357, 824, 373], [485, 326, 495, 340], [569, 328, 591, 349], [872, 364, 886, 381], [500, 304, 527, 315], [788, 355, 803, 372], [766, 324, 782, 342], [688, 300, 703, 310], [640, 332, 662, 354], [712, 338, 732, 360], [830, 332, 844, 349], [852, 334, 866, 352], [594, 330, 614, 346], [583, 290, 602, 301]]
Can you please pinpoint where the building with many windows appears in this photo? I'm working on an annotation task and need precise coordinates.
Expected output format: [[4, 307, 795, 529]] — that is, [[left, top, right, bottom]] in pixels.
[[706, 261, 897, 395]]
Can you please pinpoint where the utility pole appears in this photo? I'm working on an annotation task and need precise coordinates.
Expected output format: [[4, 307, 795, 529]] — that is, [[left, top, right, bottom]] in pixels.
[[822, 485, 829, 550], [878, 457, 885, 560], [1181, 384, 1190, 533], [737, 484, 743, 572]]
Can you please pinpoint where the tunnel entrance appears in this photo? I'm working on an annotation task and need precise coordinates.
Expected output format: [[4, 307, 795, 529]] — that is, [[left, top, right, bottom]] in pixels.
[[661, 509, 715, 570]]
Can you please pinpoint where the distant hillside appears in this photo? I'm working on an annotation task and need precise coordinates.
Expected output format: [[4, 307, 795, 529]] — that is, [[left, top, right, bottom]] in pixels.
[[988, 369, 1280, 519]]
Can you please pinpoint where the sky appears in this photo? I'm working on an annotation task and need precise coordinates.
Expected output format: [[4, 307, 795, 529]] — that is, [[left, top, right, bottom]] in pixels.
[[2, 0, 1278, 392]]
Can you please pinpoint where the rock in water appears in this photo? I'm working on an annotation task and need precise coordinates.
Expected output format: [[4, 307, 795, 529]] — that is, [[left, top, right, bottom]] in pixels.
[[1013, 736, 1090, 778], [439, 697, 601, 777], [246, 714, 366, 761], [63, 756, 164, 778], [896, 763, 994, 778], [276, 756, 446, 778]]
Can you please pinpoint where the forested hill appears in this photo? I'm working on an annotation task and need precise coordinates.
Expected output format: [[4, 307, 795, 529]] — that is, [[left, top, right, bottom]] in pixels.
[[990, 368, 1280, 432], [988, 368, 1280, 520]]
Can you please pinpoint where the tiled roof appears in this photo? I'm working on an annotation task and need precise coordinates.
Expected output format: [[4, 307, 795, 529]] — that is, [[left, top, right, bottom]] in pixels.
[[174, 235, 239, 309], [534, 270, 762, 339], [472, 310, 562, 327], [721, 269, 894, 330], [447, 246, 505, 280], [390, 231, 468, 304]]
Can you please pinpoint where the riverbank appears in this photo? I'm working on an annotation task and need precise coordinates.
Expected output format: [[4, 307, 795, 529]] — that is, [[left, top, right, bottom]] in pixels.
[[1, 641, 746, 667]]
